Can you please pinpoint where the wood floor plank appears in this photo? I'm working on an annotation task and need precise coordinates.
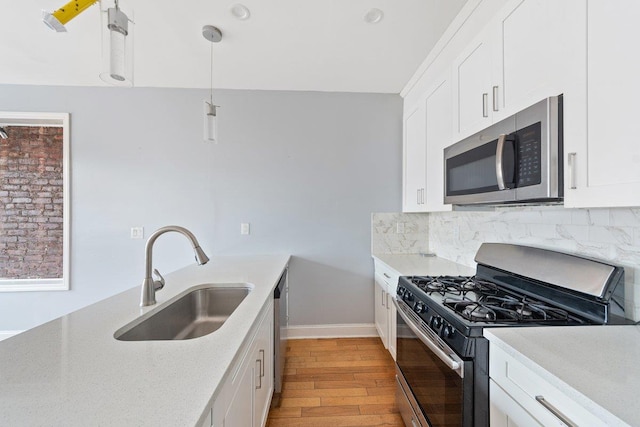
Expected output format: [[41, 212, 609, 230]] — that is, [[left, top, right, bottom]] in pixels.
[[268, 406, 303, 418], [283, 381, 315, 390], [321, 395, 396, 406], [359, 403, 400, 415], [314, 379, 378, 389], [279, 397, 322, 408], [267, 337, 402, 427], [300, 405, 361, 417], [267, 413, 403, 426], [366, 386, 396, 396], [282, 387, 368, 398]]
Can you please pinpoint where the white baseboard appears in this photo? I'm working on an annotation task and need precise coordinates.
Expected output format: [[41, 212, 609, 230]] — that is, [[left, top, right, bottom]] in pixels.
[[0, 331, 23, 341], [286, 323, 378, 339]]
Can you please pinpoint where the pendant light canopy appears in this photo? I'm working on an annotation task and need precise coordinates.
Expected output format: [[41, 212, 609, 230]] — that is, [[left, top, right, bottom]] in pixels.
[[203, 25, 223, 143]]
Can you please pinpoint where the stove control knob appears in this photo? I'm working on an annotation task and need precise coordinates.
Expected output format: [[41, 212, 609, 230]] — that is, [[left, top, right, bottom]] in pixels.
[[415, 302, 425, 313], [397, 286, 404, 296], [443, 325, 455, 338], [431, 316, 442, 329], [405, 292, 414, 302]]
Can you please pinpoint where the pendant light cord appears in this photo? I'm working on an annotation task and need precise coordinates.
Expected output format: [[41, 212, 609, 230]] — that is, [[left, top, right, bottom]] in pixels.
[[210, 41, 214, 105]]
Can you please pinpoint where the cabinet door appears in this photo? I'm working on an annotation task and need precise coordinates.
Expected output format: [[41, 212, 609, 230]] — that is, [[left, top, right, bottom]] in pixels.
[[565, 0, 640, 207], [453, 33, 494, 138], [425, 77, 453, 212], [387, 290, 397, 361], [374, 274, 389, 348], [499, 0, 582, 118], [253, 303, 274, 427], [490, 380, 544, 427], [403, 103, 427, 212], [225, 355, 254, 427]]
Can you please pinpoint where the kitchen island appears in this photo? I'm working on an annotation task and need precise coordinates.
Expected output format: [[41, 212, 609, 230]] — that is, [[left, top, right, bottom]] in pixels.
[[0, 254, 289, 426], [485, 325, 640, 426]]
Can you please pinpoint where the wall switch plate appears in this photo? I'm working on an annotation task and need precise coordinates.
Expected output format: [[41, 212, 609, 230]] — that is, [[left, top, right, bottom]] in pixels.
[[241, 223, 250, 235], [130, 227, 144, 239], [396, 222, 405, 234]]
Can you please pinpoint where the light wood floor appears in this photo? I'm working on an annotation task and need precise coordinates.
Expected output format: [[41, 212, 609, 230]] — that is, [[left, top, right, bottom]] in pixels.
[[266, 337, 403, 427]]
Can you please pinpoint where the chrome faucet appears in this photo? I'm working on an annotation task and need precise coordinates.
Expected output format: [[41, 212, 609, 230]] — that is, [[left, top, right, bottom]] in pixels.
[[140, 225, 210, 307]]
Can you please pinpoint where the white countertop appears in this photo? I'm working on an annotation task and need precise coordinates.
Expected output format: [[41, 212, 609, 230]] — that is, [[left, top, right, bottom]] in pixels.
[[0, 254, 290, 427], [484, 325, 640, 426], [372, 253, 475, 276]]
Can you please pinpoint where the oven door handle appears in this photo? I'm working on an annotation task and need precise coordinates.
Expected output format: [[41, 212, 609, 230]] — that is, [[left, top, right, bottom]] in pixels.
[[394, 298, 462, 373]]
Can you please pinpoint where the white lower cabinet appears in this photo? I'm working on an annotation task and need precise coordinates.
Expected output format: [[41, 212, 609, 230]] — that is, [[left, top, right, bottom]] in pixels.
[[374, 273, 389, 349], [373, 260, 399, 360], [204, 301, 274, 427], [489, 342, 605, 426]]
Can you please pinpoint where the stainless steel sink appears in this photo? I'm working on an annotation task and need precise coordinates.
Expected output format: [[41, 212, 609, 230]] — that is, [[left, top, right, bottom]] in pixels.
[[115, 286, 251, 341]]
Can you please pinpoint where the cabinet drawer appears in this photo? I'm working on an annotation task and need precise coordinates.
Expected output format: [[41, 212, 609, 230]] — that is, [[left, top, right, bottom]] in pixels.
[[490, 343, 604, 426], [373, 260, 400, 293]]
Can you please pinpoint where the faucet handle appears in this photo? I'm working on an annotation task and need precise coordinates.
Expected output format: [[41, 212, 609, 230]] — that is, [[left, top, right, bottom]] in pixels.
[[152, 269, 165, 291]]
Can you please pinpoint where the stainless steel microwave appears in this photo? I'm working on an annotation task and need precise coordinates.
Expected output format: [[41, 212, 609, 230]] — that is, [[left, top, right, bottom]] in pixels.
[[444, 96, 563, 205]]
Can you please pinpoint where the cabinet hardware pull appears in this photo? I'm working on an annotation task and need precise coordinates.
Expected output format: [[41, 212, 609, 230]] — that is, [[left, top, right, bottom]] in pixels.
[[417, 189, 420, 204], [492, 86, 499, 111], [256, 359, 262, 389], [259, 349, 265, 377], [421, 188, 425, 204], [568, 152, 577, 189], [386, 292, 390, 310], [382, 289, 386, 307], [535, 395, 577, 427], [383, 273, 391, 279], [482, 93, 489, 117]]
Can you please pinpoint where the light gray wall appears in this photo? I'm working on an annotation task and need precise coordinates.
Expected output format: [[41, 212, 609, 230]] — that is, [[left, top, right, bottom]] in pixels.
[[0, 84, 402, 330]]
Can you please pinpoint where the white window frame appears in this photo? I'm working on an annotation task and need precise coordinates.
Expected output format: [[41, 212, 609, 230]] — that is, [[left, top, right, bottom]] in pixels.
[[0, 112, 70, 292]]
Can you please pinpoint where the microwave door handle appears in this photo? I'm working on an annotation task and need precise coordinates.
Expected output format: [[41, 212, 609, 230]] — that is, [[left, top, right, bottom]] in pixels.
[[496, 134, 507, 190]]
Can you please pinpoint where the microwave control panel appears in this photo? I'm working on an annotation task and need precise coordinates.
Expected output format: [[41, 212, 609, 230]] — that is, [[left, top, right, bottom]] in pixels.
[[516, 122, 542, 187]]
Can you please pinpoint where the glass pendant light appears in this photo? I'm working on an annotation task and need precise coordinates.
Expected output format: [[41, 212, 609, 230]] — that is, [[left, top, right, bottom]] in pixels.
[[100, 0, 134, 87], [203, 25, 222, 143]]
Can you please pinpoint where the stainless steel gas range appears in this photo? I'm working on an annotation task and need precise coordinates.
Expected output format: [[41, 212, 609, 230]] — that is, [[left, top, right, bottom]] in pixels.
[[394, 243, 628, 427]]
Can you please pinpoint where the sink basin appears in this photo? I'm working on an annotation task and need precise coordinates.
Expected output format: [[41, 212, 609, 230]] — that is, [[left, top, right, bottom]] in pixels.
[[115, 286, 251, 341]]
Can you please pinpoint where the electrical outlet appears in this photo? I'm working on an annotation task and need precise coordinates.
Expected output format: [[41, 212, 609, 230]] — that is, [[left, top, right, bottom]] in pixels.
[[130, 227, 144, 239], [241, 223, 250, 235], [396, 222, 405, 234]]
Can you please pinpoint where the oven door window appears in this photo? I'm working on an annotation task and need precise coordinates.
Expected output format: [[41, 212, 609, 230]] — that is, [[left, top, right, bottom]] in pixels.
[[397, 317, 463, 426]]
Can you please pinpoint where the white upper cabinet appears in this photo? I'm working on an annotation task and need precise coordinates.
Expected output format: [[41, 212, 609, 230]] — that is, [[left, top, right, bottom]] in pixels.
[[403, 75, 454, 213], [453, 0, 582, 140], [453, 30, 497, 139], [499, 0, 582, 116], [403, 103, 427, 212], [425, 78, 453, 212], [564, 0, 640, 207]]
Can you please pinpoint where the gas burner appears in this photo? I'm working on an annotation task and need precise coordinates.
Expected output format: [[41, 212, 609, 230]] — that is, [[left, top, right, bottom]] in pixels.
[[516, 306, 533, 317], [463, 304, 493, 321], [411, 275, 500, 297]]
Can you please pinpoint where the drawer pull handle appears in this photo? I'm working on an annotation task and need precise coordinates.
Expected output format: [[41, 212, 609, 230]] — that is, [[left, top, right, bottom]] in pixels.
[[383, 273, 391, 279], [482, 93, 489, 118], [535, 395, 578, 427]]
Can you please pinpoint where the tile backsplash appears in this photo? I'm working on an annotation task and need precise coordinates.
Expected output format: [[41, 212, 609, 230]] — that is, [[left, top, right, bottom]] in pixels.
[[371, 213, 429, 254], [372, 206, 640, 320]]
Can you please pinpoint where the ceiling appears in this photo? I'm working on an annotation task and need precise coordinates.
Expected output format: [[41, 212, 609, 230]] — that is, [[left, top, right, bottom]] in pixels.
[[0, 0, 467, 93]]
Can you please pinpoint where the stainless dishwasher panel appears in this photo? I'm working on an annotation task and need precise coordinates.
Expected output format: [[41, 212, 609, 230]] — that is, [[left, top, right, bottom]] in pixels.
[[274, 267, 288, 393]]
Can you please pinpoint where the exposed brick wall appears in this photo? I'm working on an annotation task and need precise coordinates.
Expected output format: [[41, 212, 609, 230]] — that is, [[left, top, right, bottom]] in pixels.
[[0, 126, 64, 280]]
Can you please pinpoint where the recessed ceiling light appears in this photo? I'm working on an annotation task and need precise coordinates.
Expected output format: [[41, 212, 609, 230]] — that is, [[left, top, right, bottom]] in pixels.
[[364, 8, 384, 24], [230, 4, 251, 20]]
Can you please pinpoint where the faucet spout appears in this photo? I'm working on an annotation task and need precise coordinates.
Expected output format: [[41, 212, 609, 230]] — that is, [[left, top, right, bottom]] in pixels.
[[140, 225, 210, 307]]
